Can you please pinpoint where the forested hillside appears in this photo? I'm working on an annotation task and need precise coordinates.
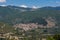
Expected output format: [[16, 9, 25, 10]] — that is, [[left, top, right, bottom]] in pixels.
[[0, 6, 60, 26]]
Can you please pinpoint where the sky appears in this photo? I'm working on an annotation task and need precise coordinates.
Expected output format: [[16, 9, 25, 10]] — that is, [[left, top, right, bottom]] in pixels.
[[0, 0, 60, 8]]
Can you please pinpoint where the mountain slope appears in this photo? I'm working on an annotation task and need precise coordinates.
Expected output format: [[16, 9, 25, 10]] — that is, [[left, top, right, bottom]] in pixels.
[[0, 6, 60, 26]]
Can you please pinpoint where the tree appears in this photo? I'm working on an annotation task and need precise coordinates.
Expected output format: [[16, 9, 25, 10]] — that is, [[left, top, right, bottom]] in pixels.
[[47, 36, 55, 40], [53, 34, 60, 40]]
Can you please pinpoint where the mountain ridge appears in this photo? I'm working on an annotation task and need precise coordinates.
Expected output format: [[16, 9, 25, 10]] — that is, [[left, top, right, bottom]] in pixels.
[[0, 5, 60, 26]]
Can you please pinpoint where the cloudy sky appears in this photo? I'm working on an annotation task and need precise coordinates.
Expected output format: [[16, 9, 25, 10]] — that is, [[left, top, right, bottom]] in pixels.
[[0, 0, 60, 8]]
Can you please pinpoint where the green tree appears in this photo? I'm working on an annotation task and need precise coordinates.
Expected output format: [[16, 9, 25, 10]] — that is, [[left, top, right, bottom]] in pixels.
[[47, 36, 55, 40], [53, 34, 60, 40]]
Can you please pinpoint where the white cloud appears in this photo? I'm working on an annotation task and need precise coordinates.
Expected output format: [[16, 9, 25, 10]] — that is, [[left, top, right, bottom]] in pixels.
[[0, 5, 7, 7], [32, 6, 39, 9], [20, 5, 28, 8], [0, 5, 7, 6], [0, 0, 6, 2]]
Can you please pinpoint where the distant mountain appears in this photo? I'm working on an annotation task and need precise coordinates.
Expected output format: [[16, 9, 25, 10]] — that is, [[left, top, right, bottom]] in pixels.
[[0, 5, 33, 11], [0, 6, 60, 27], [40, 6, 60, 10]]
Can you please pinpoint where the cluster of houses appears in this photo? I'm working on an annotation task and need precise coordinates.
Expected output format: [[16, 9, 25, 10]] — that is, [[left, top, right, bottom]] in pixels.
[[0, 32, 19, 40]]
